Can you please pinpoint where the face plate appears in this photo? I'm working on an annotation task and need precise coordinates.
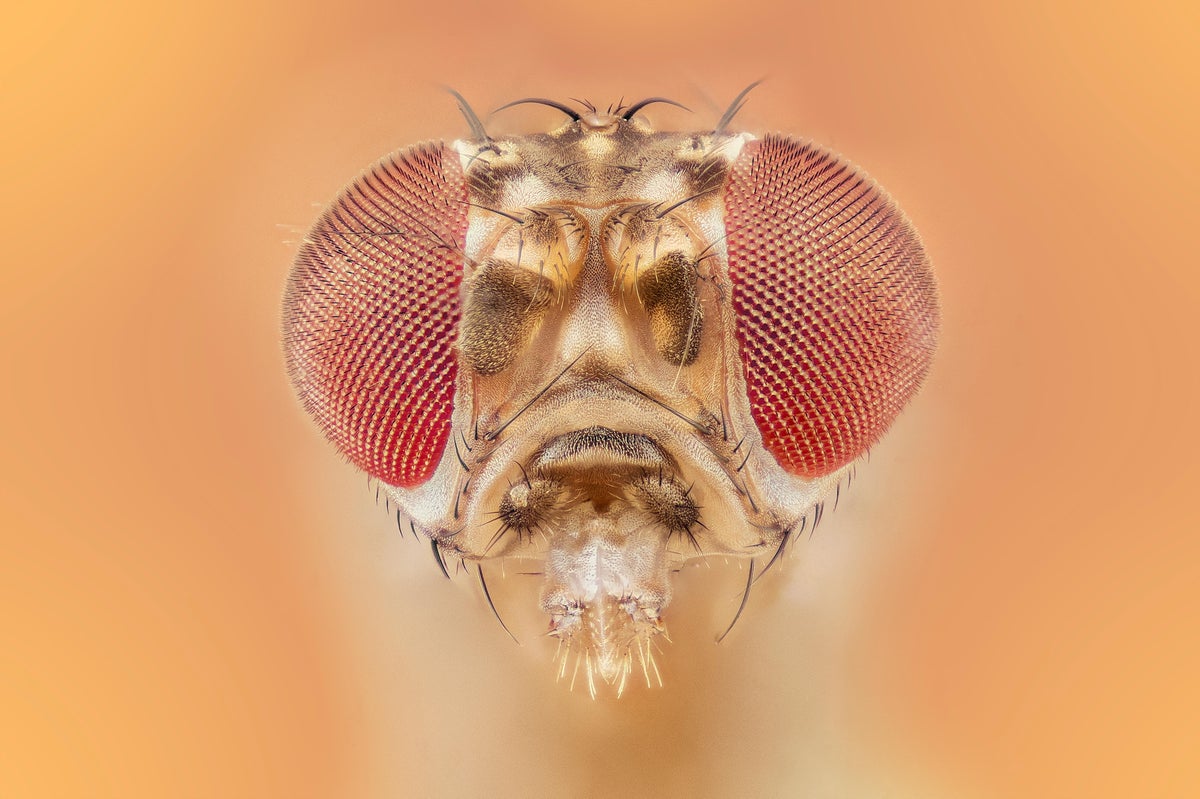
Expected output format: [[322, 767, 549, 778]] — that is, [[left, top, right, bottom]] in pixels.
[[282, 97, 939, 694]]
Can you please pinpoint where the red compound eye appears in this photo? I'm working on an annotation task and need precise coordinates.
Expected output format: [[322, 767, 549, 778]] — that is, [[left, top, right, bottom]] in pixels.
[[723, 136, 940, 478], [283, 142, 467, 487]]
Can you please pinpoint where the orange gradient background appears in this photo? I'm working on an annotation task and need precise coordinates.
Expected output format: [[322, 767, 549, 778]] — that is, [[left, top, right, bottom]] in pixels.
[[3, 1, 1197, 797]]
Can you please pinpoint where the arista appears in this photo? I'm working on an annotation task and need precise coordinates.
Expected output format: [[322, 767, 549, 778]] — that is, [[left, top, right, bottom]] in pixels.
[[282, 88, 940, 696]]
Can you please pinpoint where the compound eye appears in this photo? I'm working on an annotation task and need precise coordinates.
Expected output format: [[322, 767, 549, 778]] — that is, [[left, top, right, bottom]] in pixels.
[[722, 136, 940, 478], [282, 143, 467, 488]]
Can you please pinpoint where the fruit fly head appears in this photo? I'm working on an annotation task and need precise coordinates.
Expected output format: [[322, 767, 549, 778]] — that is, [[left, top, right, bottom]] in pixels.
[[283, 90, 939, 694]]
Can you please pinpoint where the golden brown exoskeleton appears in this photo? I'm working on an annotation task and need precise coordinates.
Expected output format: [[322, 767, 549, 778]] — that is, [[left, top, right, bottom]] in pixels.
[[283, 90, 939, 695]]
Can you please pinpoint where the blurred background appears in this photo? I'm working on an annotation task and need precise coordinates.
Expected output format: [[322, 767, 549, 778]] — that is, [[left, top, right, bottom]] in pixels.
[[3, 1, 1197, 796]]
